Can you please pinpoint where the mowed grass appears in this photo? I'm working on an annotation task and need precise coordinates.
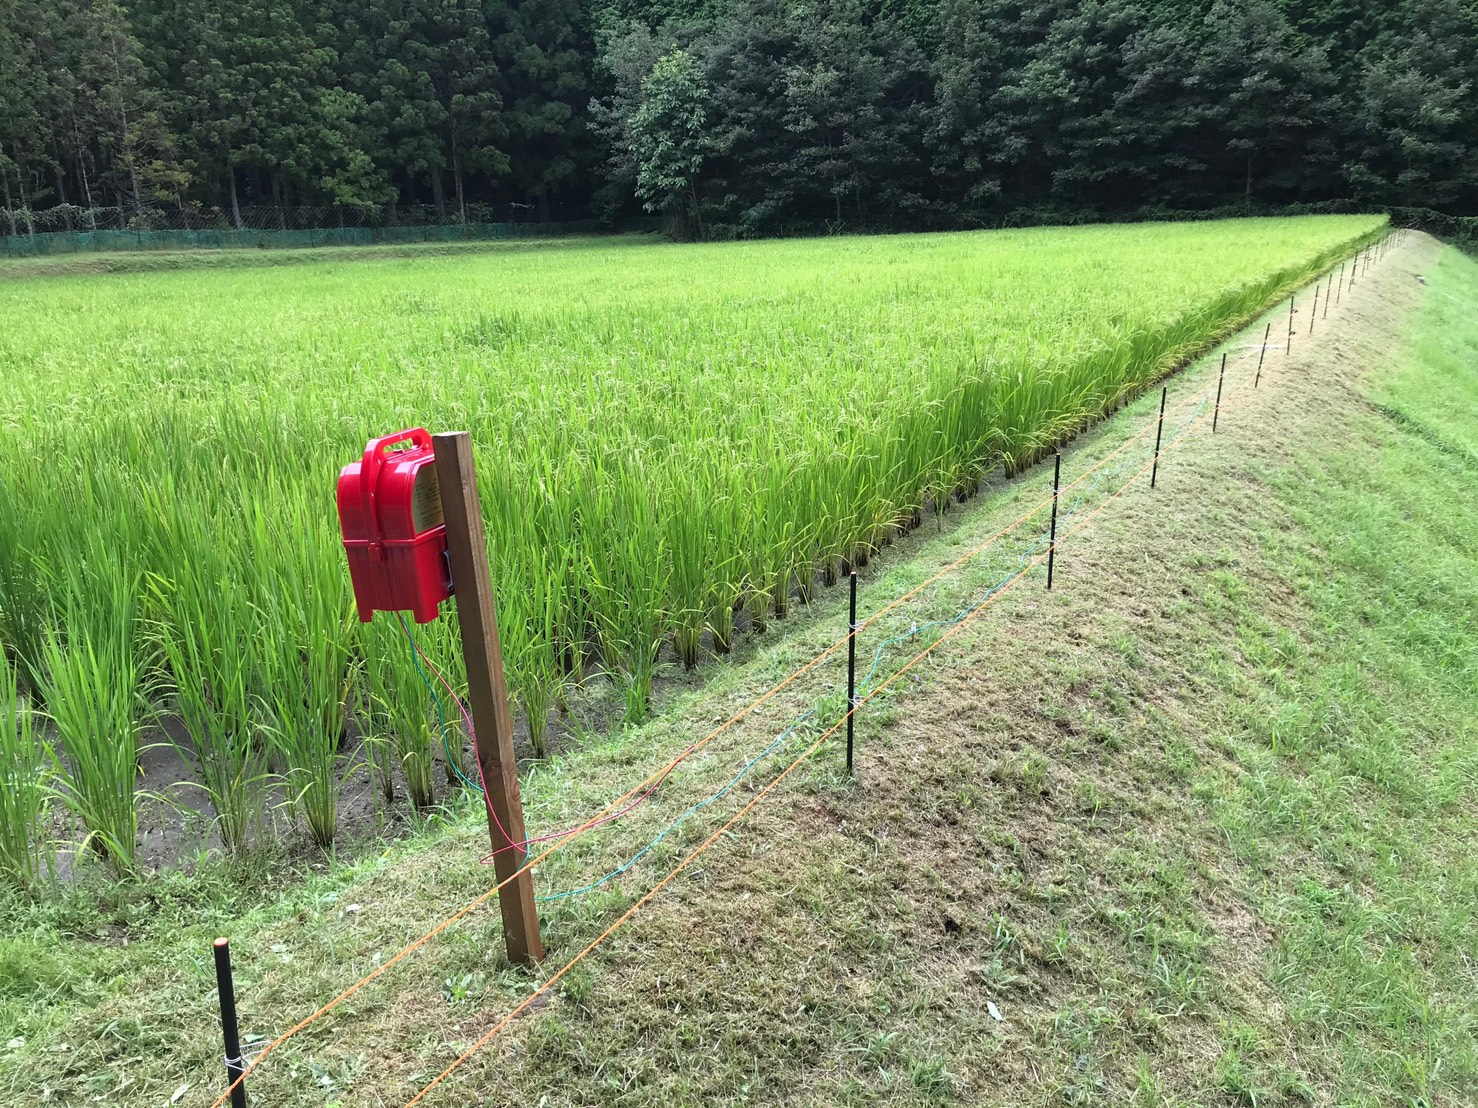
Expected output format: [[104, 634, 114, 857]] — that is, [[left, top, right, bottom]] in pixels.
[[0, 232, 1467, 1107], [1198, 246, 1478, 1103], [0, 216, 1381, 872]]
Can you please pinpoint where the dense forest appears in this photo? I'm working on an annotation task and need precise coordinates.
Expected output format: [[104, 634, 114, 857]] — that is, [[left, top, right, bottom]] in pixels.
[[2, 0, 1475, 237]]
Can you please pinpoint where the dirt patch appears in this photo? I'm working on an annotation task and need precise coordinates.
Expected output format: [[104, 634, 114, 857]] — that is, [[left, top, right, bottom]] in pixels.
[[44, 715, 424, 880]]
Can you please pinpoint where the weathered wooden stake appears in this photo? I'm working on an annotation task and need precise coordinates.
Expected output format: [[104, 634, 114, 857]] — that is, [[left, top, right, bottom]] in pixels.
[[1324, 275, 1332, 319], [1286, 296, 1295, 354], [434, 431, 543, 966], [1309, 285, 1319, 334], [1336, 262, 1344, 304]]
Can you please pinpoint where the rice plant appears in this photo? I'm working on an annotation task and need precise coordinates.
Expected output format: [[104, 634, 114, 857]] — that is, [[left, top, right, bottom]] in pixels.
[[498, 548, 567, 758], [0, 215, 1386, 862], [0, 652, 51, 886], [363, 718, 398, 808], [359, 615, 440, 809], [582, 456, 671, 723], [148, 562, 269, 853], [0, 476, 48, 690], [666, 474, 712, 670], [247, 496, 355, 849], [34, 551, 144, 874]]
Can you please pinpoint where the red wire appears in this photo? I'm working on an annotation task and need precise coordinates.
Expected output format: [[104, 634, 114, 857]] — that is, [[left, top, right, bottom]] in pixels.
[[409, 639, 682, 861]]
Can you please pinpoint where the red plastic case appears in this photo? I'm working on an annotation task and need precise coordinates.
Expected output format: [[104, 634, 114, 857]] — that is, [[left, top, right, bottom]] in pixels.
[[337, 428, 452, 624]]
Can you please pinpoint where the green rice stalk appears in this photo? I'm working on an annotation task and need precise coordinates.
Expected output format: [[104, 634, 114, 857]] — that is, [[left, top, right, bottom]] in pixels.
[[146, 519, 269, 854], [0, 475, 49, 688], [35, 556, 143, 875], [363, 719, 397, 806], [582, 457, 669, 723], [667, 489, 710, 671], [0, 652, 52, 886], [248, 496, 354, 850], [358, 617, 439, 809]]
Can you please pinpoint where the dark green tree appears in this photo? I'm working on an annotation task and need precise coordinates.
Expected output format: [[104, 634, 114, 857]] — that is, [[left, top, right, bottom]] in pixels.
[[0, 0, 54, 226], [329, 0, 448, 211], [702, 0, 802, 230], [777, 2, 932, 228], [629, 47, 711, 236], [588, 19, 669, 216], [485, 0, 595, 215], [1188, 0, 1338, 204], [1344, 0, 1477, 208]]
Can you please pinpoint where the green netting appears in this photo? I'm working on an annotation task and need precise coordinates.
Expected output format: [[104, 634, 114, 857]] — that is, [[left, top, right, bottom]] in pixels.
[[0, 220, 621, 257]]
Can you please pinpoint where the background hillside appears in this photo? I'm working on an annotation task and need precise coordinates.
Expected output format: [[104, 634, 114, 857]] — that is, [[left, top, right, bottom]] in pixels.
[[2, 0, 1475, 237]]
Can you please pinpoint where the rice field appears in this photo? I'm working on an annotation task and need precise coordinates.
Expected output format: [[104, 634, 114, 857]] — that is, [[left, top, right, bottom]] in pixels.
[[0, 215, 1384, 876]]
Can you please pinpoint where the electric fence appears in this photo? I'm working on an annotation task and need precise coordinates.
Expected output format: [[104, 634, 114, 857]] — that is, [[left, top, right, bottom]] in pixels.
[[205, 230, 1396, 1108]]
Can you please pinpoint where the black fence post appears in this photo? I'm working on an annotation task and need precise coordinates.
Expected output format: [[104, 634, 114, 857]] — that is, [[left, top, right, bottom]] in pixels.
[[1336, 262, 1344, 305], [846, 570, 857, 776], [1150, 386, 1167, 489], [1324, 274, 1332, 319], [1046, 451, 1062, 591], [1310, 285, 1319, 334], [214, 938, 248, 1108], [1286, 296, 1295, 354], [1213, 353, 1226, 433], [1255, 322, 1270, 388]]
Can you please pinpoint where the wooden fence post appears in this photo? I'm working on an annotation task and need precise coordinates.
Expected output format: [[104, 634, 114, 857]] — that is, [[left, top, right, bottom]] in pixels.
[[433, 431, 543, 965]]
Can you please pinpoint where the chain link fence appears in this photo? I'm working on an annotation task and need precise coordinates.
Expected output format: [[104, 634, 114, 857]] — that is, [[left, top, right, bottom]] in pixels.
[[1, 202, 645, 257]]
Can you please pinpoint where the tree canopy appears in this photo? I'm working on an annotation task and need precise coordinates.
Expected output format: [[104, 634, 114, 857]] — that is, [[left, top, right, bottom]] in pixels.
[[1, 0, 1473, 235]]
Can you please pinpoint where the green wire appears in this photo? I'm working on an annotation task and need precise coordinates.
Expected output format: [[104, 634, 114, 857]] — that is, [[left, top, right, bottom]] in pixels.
[[396, 612, 483, 795]]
